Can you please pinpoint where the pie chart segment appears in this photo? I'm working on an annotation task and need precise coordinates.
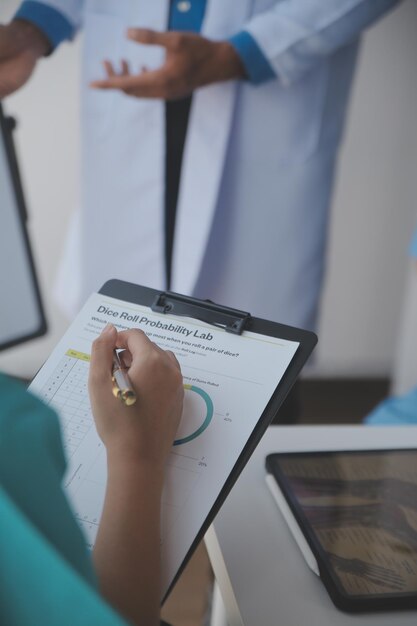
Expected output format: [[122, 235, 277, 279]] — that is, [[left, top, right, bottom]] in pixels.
[[174, 384, 214, 446]]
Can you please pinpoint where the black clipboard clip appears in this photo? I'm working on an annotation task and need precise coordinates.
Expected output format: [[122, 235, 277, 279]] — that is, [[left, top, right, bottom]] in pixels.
[[151, 292, 252, 335]]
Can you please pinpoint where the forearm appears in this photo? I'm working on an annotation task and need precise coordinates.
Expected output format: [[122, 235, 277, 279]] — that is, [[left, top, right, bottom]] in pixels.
[[10, 18, 50, 56], [0, 19, 50, 97], [243, 0, 400, 85], [93, 455, 164, 626], [14, 1, 81, 51]]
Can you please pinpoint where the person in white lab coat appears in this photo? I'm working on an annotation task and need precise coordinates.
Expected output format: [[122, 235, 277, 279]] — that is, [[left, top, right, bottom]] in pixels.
[[0, 0, 399, 331]]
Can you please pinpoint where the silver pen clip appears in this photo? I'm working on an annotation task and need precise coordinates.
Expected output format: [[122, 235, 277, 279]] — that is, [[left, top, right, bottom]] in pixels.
[[112, 350, 137, 406]]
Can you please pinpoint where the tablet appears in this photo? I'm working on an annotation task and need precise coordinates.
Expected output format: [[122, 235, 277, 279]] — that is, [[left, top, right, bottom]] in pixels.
[[266, 449, 417, 612], [0, 103, 47, 351]]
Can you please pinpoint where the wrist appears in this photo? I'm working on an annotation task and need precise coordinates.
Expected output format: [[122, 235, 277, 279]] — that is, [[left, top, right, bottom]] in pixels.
[[215, 40, 246, 82], [11, 19, 51, 57], [106, 445, 166, 489]]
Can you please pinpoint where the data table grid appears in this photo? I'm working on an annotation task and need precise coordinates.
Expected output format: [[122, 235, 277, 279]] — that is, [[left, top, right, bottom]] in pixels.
[[39, 351, 93, 458]]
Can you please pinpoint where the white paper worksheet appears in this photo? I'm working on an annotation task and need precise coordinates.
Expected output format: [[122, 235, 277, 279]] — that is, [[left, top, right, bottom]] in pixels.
[[29, 292, 299, 597]]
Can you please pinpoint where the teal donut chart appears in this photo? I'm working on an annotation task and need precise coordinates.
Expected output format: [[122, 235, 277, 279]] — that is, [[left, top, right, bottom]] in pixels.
[[174, 384, 214, 446]]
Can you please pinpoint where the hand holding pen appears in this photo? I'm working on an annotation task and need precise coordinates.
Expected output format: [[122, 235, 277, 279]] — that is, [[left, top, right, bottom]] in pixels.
[[88, 323, 183, 469], [88, 324, 183, 625]]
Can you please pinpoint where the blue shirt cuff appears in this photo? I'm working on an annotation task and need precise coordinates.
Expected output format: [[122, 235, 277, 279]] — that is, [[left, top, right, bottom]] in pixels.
[[228, 30, 275, 85], [409, 228, 417, 258], [14, 1, 75, 51]]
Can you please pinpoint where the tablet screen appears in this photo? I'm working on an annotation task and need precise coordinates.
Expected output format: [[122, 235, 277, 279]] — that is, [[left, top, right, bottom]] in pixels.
[[267, 450, 417, 609], [0, 106, 46, 350]]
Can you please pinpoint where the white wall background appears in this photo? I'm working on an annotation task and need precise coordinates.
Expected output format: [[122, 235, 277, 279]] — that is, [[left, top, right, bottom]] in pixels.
[[1, 0, 417, 380], [315, 0, 417, 377]]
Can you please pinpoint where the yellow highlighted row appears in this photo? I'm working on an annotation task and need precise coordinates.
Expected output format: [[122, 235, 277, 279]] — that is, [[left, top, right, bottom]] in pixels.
[[66, 349, 91, 362]]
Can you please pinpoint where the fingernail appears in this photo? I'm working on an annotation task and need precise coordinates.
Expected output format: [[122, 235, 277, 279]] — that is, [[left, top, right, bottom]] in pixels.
[[102, 323, 115, 335]]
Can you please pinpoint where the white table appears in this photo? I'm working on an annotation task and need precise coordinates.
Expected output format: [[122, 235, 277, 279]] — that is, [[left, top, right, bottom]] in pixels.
[[205, 426, 417, 626]]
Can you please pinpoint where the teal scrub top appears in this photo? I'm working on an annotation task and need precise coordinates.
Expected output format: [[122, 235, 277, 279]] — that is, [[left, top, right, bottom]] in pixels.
[[0, 373, 127, 626]]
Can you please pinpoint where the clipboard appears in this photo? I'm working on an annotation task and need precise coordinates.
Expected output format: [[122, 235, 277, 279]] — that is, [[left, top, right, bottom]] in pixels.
[[0, 103, 47, 351], [29, 278, 317, 601]]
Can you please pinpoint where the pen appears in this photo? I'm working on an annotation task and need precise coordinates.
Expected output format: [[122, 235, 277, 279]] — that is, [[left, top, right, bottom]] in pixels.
[[112, 349, 137, 406]]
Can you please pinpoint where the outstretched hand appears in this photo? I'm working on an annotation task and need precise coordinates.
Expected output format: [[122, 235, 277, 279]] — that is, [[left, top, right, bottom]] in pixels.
[[91, 28, 245, 100], [0, 21, 49, 98]]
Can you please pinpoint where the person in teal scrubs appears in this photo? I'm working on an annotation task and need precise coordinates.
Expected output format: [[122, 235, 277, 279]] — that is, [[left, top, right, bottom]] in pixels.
[[0, 324, 183, 626]]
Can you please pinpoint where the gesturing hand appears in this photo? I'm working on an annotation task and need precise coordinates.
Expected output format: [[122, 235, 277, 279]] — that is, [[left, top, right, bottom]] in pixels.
[[0, 21, 49, 98], [90, 28, 245, 100]]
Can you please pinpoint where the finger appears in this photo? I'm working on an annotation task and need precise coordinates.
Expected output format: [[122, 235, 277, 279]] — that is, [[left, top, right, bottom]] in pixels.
[[116, 328, 154, 357], [127, 28, 180, 50], [149, 340, 165, 354], [166, 350, 181, 370], [103, 60, 116, 77], [118, 349, 132, 368], [90, 67, 171, 98], [91, 66, 168, 92], [120, 59, 130, 76], [90, 324, 117, 385]]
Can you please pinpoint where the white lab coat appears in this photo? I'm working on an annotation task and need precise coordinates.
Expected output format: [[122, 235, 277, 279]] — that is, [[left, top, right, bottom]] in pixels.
[[52, 0, 398, 329]]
